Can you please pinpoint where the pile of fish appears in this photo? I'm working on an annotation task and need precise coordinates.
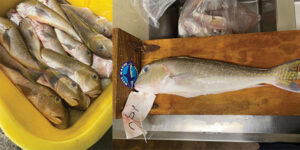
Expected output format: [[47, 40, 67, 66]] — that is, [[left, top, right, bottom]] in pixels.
[[0, 0, 112, 129]]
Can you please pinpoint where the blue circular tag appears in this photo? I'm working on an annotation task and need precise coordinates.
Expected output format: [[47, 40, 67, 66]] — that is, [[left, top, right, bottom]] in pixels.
[[120, 59, 138, 89]]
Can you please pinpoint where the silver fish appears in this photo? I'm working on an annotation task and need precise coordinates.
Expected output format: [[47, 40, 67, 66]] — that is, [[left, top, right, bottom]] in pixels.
[[135, 57, 300, 97], [16, 0, 81, 42], [62, 4, 112, 38], [40, 48, 102, 98], [55, 29, 92, 65], [61, 4, 112, 58], [0, 17, 41, 71]]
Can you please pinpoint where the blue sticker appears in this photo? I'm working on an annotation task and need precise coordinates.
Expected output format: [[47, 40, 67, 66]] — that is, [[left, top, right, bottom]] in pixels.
[[120, 59, 138, 89]]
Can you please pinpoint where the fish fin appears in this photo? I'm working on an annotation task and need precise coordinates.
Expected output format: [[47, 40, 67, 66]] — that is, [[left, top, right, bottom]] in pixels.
[[36, 75, 51, 88], [169, 72, 198, 86], [271, 59, 300, 81], [269, 59, 300, 93], [161, 64, 174, 76], [271, 81, 300, 93], [16, 84, 35, 96]]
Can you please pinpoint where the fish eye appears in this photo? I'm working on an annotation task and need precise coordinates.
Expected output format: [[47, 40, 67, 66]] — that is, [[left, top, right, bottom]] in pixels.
[[144, 66, 149, 73], [55, 97, 61, 103], [72, 82, 77, 88], [93, 74, 99, 80], [99, 45, 104, 50], [87, 50, 92, 56]]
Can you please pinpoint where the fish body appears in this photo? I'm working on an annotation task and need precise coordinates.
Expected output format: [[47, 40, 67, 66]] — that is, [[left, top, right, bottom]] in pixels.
[[19, 18, 48, 70], [40, 48, 102, 98], [55, 29, 92, 65], [16, 0, 81, 42], [135, 57, 300, 97], [37, 68, 91, 110], [62, 5, 112, 38], [30, 20, 67, 55], [61, 4, 112, 58], [91, 54, 112, 78], [0, 65, 69, 128], [38, 0, 68, 20], [0, 17, 41, 71], [6, 9, 23, 26], [0, 45, 41, 82]]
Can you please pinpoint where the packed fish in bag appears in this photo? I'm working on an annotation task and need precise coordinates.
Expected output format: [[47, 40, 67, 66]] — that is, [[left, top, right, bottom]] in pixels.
[[179, 0, 260, 37]]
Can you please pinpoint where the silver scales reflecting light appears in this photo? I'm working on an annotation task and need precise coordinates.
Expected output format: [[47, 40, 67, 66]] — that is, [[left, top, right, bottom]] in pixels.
[[113, 0, 300, 142]]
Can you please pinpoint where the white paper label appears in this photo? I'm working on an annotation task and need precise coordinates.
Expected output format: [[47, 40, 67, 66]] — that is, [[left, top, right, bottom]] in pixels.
[[122, 91, 156, 139]]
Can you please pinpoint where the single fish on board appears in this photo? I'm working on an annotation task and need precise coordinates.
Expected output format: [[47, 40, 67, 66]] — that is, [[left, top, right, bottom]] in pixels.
[[135, 57, 300, 97], [0, 17, 41, 71], [61, 4, 112, 58], [0, 65, 69, 129], [37, 68, 91, 110], [55, 29, 92, 65], [62, 4, 112, 38], [91, 55, 112, 78], [6, 9, 23, 26], [16, 0, 81, 42], [40, 48, 102, 98]]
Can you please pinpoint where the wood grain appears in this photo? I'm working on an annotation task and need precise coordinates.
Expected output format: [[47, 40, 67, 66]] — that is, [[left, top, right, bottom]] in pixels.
[[142, 30, 300, 115], [112, 28, 142, 119]]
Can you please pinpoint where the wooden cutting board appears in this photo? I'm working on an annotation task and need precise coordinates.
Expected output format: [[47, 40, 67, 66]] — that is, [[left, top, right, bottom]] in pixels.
[[113, 28, 300, 119]]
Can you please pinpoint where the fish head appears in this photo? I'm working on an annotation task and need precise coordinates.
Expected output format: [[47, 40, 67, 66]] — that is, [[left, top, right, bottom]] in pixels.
[[75, 69, 102, 98], [76, 93, 91, 110], [43, 91, 68, 126], [56, 76, 83, 107], [135, 62, 170, 93], [94, 35, 113, 58]]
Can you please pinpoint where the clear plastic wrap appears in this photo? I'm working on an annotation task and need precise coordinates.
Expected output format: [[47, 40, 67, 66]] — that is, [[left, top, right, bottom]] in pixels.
[[130, 0, 176, 28], [179, 0, 260, 37]]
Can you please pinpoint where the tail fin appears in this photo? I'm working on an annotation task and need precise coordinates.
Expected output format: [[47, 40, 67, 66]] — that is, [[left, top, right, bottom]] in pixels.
[[270, 59, 300, 93]]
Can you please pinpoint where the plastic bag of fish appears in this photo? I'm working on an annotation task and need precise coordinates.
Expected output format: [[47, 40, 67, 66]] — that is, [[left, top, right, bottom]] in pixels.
[[179, 0, 261, 37], [0, 0, 112, 129], [130, 0, 176, 28]]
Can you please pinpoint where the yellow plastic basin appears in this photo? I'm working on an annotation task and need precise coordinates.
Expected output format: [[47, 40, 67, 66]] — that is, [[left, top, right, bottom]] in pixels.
[[0, 0, 112, 149]]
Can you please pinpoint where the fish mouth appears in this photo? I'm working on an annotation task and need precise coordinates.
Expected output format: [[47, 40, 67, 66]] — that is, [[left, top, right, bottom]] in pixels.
[[68, 98, 80, 107], [76, 94, 91, 110], [49, 115, 63, 125], [86, 89, 102, 98]]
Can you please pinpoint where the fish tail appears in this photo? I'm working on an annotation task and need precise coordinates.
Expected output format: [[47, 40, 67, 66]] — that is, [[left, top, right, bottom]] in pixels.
[[268, 59, 300, 93]]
